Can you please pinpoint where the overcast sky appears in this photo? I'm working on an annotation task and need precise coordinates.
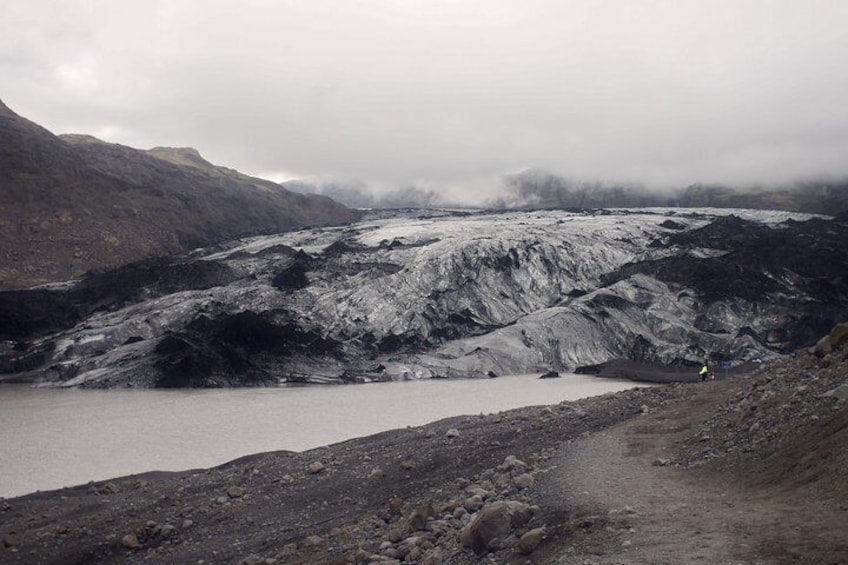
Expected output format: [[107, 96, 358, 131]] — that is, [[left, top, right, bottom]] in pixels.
[[3, 0, 848, 199]]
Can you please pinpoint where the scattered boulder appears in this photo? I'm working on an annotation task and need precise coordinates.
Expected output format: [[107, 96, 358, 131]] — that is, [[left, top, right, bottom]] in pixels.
[[464, 494, 485, 513], [831, 323, 848, 348], [498, 455, 528, 475], [539, 370, 560, 379], [824, 384, 848, 401], [386, 527, 405, 543], [387, 497, 405, 517], [301, 534, 324, 548], [121, 533, 140, 549], [307, 461, 325, 474], [518, 527, 546, 554], [811, 334, 833, 357], [513, 473, 535, 490], [100, 482, 120, 494], [422, 548, 443, 565], [3, 531, 18, 548], [810, 322, 848, 356], [227, 486, 245, 498], [445, 428, 460, 439], [459, 500, 534, 555], [408, 502, 435, 531]]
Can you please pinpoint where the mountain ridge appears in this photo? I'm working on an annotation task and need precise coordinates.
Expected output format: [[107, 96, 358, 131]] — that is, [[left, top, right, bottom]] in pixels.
[[0, 100, 359, 288], [285, 168, 848, 215]]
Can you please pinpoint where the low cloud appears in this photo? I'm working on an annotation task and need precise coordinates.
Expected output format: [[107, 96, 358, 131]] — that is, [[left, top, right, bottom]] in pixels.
[[3, 1, 848, 198]]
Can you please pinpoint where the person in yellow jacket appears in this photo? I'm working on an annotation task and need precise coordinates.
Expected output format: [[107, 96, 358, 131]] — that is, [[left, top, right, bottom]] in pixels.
[[699, 364, 712, 382]]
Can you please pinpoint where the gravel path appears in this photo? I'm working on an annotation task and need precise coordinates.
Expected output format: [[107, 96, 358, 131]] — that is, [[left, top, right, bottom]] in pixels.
[[544, 429, 759, 563], [535, 379, 848, 565]]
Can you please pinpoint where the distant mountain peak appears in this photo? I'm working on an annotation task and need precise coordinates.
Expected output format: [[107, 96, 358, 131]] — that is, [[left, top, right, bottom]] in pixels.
[[148, 146, 211, 169], [60, 133, 107, 145], [0, 99, 20, 118]]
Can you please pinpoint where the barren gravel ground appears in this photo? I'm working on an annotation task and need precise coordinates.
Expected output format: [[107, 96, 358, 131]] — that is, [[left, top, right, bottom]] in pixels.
[[535, 380, 848, 564]]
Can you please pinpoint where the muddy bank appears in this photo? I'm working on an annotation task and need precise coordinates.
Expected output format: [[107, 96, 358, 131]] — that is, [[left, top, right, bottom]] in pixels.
[[576, 358, 761, 383]]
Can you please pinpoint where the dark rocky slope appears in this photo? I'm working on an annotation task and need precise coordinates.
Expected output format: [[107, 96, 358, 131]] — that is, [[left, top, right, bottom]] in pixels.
[[681, 323, 848, 488], [0, 100, 359, 288]]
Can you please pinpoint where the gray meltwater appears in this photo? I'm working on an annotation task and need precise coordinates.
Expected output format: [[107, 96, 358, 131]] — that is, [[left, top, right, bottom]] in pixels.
[[0, 374, 643, 498]]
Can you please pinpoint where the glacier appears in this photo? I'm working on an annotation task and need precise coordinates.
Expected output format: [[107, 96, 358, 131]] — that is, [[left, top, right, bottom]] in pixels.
[[1, 207, 846, 387]]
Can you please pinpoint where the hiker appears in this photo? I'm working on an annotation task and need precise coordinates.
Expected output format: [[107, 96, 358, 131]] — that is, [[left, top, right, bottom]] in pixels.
[[699, 364, 711, 381]]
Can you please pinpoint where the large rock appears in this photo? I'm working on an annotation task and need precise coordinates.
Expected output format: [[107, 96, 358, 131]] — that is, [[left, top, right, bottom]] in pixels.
[[823, 384, 848, 401], [810, 323, 848, 357], [459, 500, 534, 555], [121, 533, 140, 549], [831, 323, 848, 348], [518, 527, 547, 554]]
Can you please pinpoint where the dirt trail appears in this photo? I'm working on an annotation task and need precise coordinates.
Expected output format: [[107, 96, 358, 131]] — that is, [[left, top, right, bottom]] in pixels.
[[536, 381, 847, 565]]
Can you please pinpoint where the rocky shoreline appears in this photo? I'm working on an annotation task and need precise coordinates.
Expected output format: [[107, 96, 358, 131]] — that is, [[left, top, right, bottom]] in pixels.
[[574, 358, 759, 383], [2, 324, 846, 564]]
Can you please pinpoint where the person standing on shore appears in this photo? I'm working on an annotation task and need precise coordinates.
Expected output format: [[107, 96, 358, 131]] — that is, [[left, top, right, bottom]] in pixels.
[[699, 364, 711, 381]]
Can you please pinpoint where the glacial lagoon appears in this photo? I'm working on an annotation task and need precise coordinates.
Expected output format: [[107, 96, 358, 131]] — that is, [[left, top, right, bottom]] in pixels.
[[0, 374, 644, 498]]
